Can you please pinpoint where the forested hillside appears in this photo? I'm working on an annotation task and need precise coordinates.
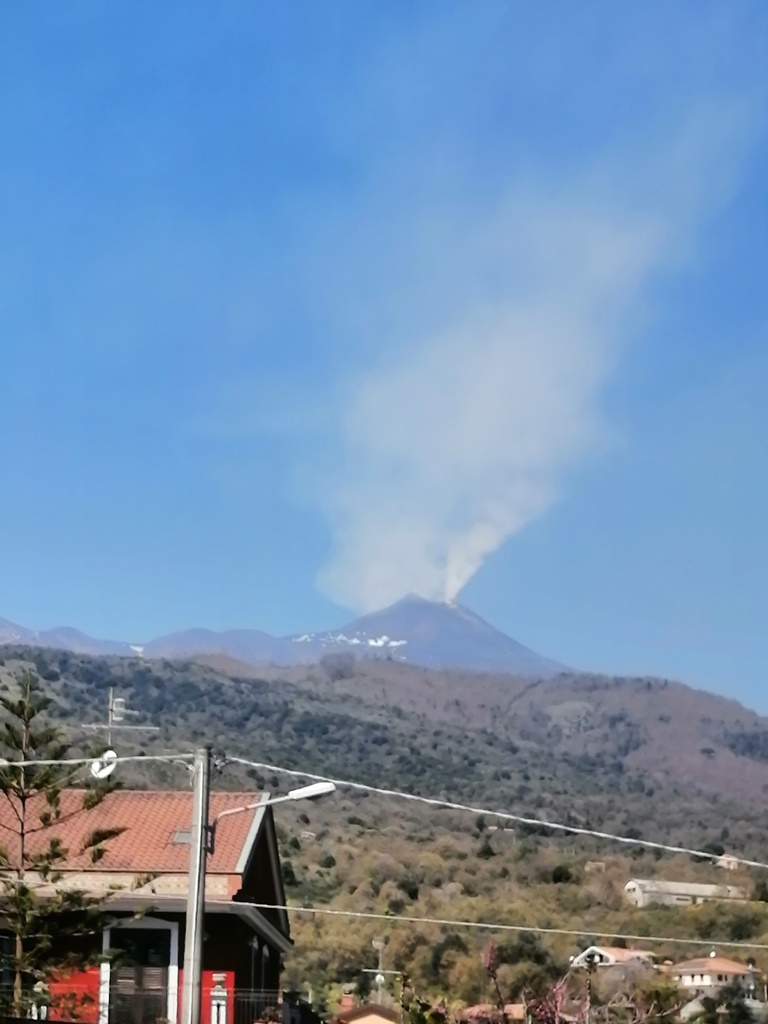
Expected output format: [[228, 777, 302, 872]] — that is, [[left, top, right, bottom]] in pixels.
[[2, 646, 768, 1010]]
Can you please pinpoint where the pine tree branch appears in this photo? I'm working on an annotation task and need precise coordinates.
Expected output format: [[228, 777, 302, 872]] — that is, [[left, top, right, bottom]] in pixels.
[[25, 806, 103, 837], [0, 790, 23, 827]]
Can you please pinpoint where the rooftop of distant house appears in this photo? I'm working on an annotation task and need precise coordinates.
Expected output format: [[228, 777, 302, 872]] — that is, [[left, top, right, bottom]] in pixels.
[[595, 947, 654, 963], [336, 1005, 400, 1024], [671, 957, 756, 975]]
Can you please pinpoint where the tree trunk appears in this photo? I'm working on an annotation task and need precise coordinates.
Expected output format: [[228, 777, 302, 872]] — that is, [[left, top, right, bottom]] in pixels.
[[13, 738, 29, 1013], [13, 930, 23, 1013]]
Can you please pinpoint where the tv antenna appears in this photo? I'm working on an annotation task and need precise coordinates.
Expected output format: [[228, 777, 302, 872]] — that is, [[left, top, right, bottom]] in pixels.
[[83, 687, 160, 747]]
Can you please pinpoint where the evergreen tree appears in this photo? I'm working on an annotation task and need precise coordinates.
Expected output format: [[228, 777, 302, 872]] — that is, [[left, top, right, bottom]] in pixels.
[[720, 982, 754, 1024], [0, 670, 124, 1015]]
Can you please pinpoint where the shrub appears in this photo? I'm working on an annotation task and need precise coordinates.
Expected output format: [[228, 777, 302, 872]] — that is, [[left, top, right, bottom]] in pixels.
[[551, 864, 574, 884]]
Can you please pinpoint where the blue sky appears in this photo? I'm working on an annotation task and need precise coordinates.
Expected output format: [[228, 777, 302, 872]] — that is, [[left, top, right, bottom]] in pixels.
[[1, 3, 767, 706]]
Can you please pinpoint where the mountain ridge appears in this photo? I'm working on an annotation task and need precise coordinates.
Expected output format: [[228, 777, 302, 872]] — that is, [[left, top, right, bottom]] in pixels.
[[0, 616, 137, 657], [0, 596, 565, 677]]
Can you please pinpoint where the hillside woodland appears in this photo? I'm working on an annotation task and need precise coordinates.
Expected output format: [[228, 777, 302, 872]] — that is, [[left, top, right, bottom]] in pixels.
[[2, 647, 768, 1011]]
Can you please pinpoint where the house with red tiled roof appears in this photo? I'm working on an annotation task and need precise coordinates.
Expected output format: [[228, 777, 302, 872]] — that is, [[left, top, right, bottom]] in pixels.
[[668, 955, 760, 998], [0, 789, 292, 1024], [334, 1002, 400, 1024]]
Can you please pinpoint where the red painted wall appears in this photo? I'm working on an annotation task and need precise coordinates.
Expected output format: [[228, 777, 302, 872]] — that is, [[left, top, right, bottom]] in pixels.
[[178, 969, 236, 1024], [46, 968, 100, 1023], [47, 967, 237, 1024]]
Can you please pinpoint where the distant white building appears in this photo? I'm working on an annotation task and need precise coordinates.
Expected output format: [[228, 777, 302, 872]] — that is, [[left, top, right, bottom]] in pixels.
[[571, 946, 654, 969], [584, 861, 606, 874], [624, 878, 747, 908], [670, 955, 758, 998]]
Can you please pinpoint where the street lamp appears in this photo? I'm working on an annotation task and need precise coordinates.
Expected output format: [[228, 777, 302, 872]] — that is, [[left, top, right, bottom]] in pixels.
[[746, 959, 757, 999], [213, 781, 336, 828], [569, 952, 599, 1024], [181, 750, 335, 1024]]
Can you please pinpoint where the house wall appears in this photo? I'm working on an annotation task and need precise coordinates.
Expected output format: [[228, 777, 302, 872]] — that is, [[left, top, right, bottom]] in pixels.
[[123, 911, 281, 991], [47, 969, 101, 1023], [47, 968, 235, 1024], [624, 883, 747, 909], [178, 970, 236, 1024], [238, 827, 285, 939], [627, 890, 724, 908], [675, 971, 743, 994], [45, 912, 282, 1024]]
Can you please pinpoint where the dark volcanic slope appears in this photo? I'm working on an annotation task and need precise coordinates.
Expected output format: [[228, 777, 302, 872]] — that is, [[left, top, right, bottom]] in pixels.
[[287, 595, 566, 676]]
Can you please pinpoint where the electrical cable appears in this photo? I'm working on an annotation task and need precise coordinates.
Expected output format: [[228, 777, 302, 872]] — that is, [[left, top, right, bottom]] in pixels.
[[250, 902, 768, 951], [228, 757, 768, 871], [0, 752, 194, 768]]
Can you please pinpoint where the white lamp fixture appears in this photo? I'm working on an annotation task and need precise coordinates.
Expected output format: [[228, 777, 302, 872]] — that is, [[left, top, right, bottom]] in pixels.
[[287, 781, 336, 801], [213, 780, 336, 826]]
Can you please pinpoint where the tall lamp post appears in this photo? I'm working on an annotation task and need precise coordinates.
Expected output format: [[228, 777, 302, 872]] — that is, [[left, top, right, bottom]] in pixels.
[[583, 952, 598, 1024], [361, 969, 405, 1020], [746, 958, 757, 1000], [181, 748, 335, 1024], [569, 951, 599, 1024]]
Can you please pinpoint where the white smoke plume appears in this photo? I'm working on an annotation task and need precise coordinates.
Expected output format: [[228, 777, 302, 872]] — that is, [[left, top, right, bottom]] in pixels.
[[309, 100, 760, 613]]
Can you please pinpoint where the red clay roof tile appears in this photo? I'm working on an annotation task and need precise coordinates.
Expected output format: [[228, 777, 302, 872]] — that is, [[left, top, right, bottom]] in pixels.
[[0, 789, 265, 874]]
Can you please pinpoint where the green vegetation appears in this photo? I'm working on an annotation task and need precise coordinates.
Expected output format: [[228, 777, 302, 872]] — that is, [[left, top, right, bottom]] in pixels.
[[274, 804, 768, 1007], [2, 648, 768, 1010], [0, 671, 123, 1015]]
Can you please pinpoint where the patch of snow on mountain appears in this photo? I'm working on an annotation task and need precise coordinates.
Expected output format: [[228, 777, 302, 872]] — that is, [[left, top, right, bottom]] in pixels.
[[330, 634, 362, 645], [366, 635, 408, 648]]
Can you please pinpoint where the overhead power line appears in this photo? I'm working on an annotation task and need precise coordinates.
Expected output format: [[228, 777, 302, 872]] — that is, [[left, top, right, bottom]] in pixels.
[[0, 753, 194, 768], [251, 902, 768, 951], [228, 757, 768, 872]]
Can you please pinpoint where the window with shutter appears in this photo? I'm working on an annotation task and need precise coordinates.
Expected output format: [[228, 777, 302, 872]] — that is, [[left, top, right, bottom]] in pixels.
[[109, 929, 171, 1024]]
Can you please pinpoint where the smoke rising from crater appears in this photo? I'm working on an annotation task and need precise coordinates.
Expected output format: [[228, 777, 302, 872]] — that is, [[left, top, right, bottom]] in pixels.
[[311, 109, 758, 612]]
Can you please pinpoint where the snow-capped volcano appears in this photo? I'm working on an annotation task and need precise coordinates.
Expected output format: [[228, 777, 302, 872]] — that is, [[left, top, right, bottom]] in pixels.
[[287, 595, 565, 676]]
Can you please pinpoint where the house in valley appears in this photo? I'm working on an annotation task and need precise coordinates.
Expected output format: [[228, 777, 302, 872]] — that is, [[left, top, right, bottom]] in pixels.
[[668, 955, 759, 999], [570, 946, 654, 969], [335, 1002, 401, 1024], [624, 878, 747, 908], [569, 946, 657, 991], [0, 789, 292, 1024]]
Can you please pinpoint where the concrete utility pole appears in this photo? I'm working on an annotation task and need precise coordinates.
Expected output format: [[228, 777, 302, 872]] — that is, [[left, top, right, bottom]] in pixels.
[[182, 746, 212, 1024], [179, 759, 334, 1024]]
